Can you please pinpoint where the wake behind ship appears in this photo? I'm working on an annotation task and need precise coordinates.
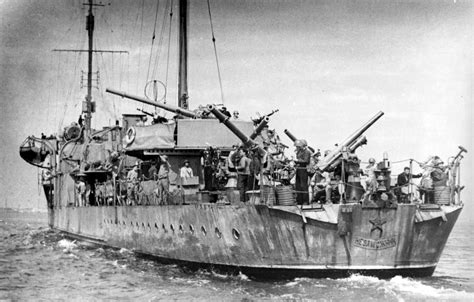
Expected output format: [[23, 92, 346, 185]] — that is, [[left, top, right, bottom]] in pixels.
[[19, 0, 466, 279]]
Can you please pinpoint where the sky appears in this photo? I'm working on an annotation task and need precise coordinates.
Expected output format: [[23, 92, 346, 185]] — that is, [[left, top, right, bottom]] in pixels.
[[0, 0, 472, 220]]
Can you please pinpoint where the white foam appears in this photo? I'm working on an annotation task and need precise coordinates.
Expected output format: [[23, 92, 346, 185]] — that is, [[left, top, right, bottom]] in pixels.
[[237, 272, 249, 281], [118, 248, 131, 254], [58, 239, 77, 252], [342, 274, 474, 300]]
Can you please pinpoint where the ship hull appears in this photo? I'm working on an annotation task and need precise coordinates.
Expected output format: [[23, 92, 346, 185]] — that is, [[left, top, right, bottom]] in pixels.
[[51, 203, 462, 279]]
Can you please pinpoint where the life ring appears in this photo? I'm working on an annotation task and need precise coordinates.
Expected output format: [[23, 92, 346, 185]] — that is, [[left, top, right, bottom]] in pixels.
[[124, 127, 136, 146]]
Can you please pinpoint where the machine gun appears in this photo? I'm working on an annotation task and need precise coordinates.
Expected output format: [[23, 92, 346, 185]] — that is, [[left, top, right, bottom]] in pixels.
[[136, 108, 153, 117], [106, 88, 199, 118], [136, 108, 169, 124], [317, 111, 384, 172], [252, 109, 279, 125]]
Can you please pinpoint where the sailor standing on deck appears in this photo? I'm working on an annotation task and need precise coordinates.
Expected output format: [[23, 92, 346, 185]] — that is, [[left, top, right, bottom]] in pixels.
[[236, 149, 251, 202], [127, 164, 139, 205], [294, 139, 312, 205], [396, 167, 422, 203], [180, 160, 194, 179], [75, 174, 87, 207], [157, 155, 170, 205]]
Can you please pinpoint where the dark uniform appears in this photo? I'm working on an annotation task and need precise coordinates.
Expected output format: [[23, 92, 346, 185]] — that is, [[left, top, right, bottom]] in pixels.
[[295, 147, 312, 205]]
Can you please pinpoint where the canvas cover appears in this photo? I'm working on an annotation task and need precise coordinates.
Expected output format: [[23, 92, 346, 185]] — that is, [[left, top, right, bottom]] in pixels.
[[125, 122, 176, 150]]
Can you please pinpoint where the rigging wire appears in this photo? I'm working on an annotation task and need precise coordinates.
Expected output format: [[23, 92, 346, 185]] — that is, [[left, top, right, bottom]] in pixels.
[[164, 0, 174, 104], [145, 0, 161, 84], [136, 0, 146, 93], [151, 0, 171, 82], [206, 0, 225, 105]]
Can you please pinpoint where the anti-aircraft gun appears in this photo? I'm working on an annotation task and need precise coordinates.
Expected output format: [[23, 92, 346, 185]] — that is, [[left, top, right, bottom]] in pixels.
[[317, 111, 384, 172], [315, 111, 384, 202]]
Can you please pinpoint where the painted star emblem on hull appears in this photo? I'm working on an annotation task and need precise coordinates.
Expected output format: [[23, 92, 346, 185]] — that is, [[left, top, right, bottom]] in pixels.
[[369, 217, 387, 237]]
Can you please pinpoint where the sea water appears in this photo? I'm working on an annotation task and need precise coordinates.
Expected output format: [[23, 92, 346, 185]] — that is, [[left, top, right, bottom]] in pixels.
[[1, 208, 473, 301]]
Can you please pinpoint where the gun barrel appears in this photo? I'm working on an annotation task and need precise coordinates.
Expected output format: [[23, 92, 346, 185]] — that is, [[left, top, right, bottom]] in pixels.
[[106, 88, 198, 118], [328, 135, 367, 170], [207, 105, 251, 145], [284, 129, 315, 153], [318, 111, 384, 171], [250, 117, 269, 140], [284, 129, 298, 142]]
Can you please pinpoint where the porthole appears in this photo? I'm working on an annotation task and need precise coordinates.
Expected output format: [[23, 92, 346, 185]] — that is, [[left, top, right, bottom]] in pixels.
[[179, 225, 184, 233], [162, 224, 167, 232], [201, 226, 207, 235], [142, 222, 145, 229], [232, 228, 240, 240], [155, 223, 159, 230], [122, 221, 126, 226], [215, 227, 222, 239], [170, 224, 175, 232], [130, 221, 133, 226], [136, 222, 139, 228], [189, 225, 195, 234]]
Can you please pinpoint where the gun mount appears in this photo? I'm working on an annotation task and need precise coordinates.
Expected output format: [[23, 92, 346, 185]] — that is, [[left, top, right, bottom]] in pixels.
[[249, 117, 269, 140], [317, 111, 384, 172], [106, 88, 199, 118], [207, 104, 267, 155]]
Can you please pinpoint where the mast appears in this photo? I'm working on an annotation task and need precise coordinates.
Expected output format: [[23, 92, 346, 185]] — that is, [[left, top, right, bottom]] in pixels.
[[84, 0, 95, 133], [178, 0, 189, 109]]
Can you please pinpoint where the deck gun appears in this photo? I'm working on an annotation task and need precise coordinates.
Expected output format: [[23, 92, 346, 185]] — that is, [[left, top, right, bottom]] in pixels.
[[207, 104, 265, 154], [317, 111, 384, 172], [106, 88, 199, 118]]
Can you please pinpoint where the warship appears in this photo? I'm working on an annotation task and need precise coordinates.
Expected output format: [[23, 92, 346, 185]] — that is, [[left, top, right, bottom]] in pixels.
[[19, 0, 466, 279]]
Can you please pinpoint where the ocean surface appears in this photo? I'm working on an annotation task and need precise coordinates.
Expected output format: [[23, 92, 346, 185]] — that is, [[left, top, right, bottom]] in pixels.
[[1, 208, 473, 301]]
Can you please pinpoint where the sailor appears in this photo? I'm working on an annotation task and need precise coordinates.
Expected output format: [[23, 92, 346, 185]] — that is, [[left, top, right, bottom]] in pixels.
[[236, 148, 251, 202], [75, 173, 87, 207], [148, 159, 160, 181], [294, 139, 312, 205], [362, 158, 377, 191], [232, 110, 239, 120], [419, 156, 445, 203], [220, 106, 231, 118], [396, 167, 422, 203], [180, 160, 194, 179], [157, 155, 170, 205], [136, 116, 147, 127], [152, 112, 168, 124], [105, 174, 114, 205], [127, 163, 139, 205], [41, 157, 54, 208]]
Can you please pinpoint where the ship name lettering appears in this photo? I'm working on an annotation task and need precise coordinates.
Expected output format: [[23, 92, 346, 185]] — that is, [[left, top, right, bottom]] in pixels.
[[353, 236, 396, 250]]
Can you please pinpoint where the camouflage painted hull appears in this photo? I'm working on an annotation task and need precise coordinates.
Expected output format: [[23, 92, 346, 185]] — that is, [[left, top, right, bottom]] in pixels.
[[51, 203, 462, 279]]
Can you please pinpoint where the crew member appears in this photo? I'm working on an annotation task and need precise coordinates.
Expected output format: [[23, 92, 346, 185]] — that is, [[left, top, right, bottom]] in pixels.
[[232, 111, 239, 120], [294, 139, 312, 205], [180, 160, 194, 178], [236, 149, 251, 202], [127, 163, 139, 205], [41, 159, 54, 208], [362, 158, 377, 191], [75, 174, 87, 207], [396, 167, 422, 203], [157, 155, 170, 205]]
